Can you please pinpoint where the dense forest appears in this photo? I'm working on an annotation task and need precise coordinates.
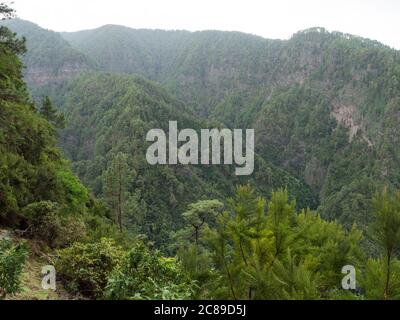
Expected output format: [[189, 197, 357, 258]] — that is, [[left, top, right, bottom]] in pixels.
[[1, 4, 400, 300]]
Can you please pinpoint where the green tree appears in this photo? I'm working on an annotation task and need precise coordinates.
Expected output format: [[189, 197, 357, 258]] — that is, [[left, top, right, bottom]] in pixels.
[[363, 258, 400, 300], [39, 96, 66, 129], [207, 185, 271, 299], [0, 3, 26, 60], [205, 186, 362, 300], [266, 188, 297, 266], [0, 25, 26, 55], [102, 152, 133, 232], [367, 189, 400, 299], [183, 200, 223, 245]]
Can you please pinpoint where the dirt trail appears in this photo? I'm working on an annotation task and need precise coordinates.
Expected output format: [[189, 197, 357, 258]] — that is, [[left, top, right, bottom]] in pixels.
[[1, 229, 72, 300]]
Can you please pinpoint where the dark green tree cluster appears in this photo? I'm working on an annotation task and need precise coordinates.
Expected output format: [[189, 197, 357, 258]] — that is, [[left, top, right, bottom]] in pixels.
[[176, 186, 400, 300], [177, 186, 363, 299], [54, 72, 313, 249]]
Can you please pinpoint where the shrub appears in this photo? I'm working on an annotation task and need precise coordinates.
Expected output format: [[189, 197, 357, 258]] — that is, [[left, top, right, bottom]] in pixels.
[[23, 201, 86, 248], [56, 238, 123, 298], [0, 239, 28, 299], [57, 170, 89, 214], [83, 214, 133, 248], [106, 243, 194, 300]]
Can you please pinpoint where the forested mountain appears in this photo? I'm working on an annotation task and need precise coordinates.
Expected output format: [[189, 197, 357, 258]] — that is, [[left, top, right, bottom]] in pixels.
[[1, 19, 94, 94], [62, 26, 284, 116], [0, 13, 194, 300], [62, 25, 192, 81], [57, 71, 313, 247], [2, 11, 400, 300], [0, 22, 89, 229], [66, 25, 400, 231], [6, 19, 400, 232]]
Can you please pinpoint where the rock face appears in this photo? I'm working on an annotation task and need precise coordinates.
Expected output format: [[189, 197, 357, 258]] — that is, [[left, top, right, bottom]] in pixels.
[[1, 19, 94, 90], [331, 103, 373, 146], [24, 63, 89, 87], [331, 103, 360, 141]]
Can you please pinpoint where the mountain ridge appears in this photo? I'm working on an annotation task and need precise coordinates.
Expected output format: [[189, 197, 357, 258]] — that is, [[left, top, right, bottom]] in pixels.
[[3, 18, 400, 234]]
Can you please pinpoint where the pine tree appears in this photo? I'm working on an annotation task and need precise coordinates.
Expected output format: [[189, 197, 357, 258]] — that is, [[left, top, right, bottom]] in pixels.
[[39, 96, 65, 129], [266, 188, 297, 266], [207, 185, 271, 299], [102, 153, 133, 232], [369, 189, 400, 299], [182, 200, 223, 245]]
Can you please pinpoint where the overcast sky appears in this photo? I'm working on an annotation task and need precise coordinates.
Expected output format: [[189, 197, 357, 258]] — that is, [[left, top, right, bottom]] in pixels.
[[11, 0, 400, 49]]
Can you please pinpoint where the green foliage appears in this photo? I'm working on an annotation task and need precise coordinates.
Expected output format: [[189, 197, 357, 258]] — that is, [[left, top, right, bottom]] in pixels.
[[182, 200, 223, 244], [57, 170, 89, 214], [106, 242, 193, 300], [23, 201, 87, 248], [4, 14, 400, 301], [362, 258, 400, 300], [0, 25, 26, 55], [0, 23, 94, 233], [0, 34, 58, 226], [39, 96, 65, 129], [5, 21, 400, 236], [189, 186, 363, 300], [362, 189, 400, 299], [52, 71, 314, 249], [1, 19, 93, 96], [371, 189, 400, 256], [102, 152, 134, 231], [269, 250, 320, 300], [0, 238, 28, 299], [56, 238, 123, 298], [177, 244, 216, 299]]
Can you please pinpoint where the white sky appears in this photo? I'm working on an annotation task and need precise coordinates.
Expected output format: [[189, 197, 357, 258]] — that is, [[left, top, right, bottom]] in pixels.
[[10, 0, 400, 49]]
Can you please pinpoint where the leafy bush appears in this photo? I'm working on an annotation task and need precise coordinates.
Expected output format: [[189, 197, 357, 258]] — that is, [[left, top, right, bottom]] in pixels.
[[0, 239, 28, 299], [106, 243, 194, 300], [83, 214, 136, 249], [23, 201, 86, 248], [56, 238, 123, 298], [57, 170, 89, 214]]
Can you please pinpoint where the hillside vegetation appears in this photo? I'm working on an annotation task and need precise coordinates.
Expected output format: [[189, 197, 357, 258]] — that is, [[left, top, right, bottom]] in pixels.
[[1, 8, 400, 300]]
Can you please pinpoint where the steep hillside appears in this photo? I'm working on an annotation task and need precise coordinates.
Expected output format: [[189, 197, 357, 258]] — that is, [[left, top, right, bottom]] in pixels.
[[1, 19, 95, 95], [57, 72, 314, 248], [254, 30, 400, 227], [5, 20, 400, 232], [62, 25, 284, 116], [0, 28, 85, 228], [2, 6, 400, 300], [60, 25, 400, 229], [62, 25, 192, 81], [0, 18, 198, 301]]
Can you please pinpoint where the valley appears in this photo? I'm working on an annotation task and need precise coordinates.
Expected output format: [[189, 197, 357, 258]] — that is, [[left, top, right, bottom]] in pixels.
[[1, 8, 400, 300]]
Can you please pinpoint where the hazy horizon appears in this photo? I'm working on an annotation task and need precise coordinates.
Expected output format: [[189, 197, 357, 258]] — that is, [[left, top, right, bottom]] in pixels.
[[9, 0, 400, 49]]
